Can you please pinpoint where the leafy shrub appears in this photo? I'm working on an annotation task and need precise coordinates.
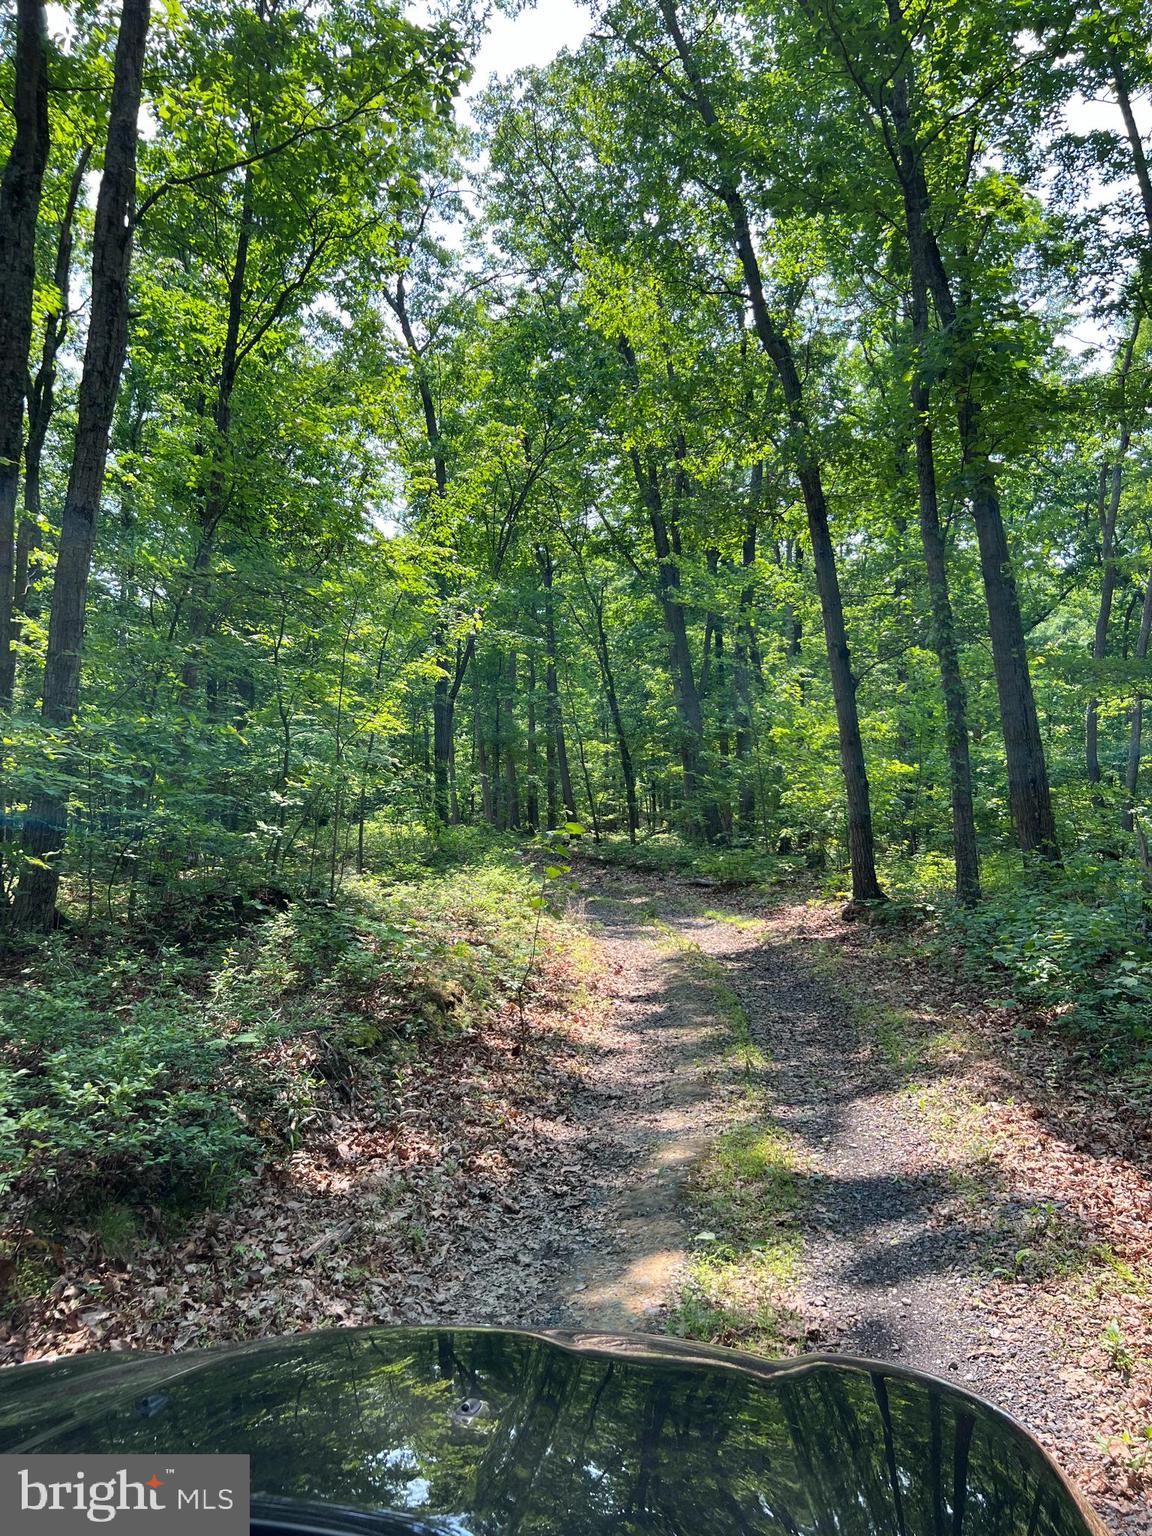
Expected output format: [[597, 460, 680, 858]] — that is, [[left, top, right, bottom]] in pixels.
[[360, 815, 515, 883], [209, 863, 540, 1057], [129, 878, 294, 949], [939, 856, 1152, 1086], [0, 996, 261, 1216]]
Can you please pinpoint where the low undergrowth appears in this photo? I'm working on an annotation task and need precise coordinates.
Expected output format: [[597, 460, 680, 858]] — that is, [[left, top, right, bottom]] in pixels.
[[867, 851, 1152, 1097], [0, 851, 561, 1246], [584, 833, 805, 889]]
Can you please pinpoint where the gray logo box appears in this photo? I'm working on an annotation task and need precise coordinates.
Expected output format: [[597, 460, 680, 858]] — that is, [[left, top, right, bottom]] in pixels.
[[0, 1455, 249, 1533]]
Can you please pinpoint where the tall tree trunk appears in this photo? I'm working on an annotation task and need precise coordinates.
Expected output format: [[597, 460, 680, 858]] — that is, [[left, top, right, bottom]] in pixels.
[[724, 259, 877, 885], [0, 0, 51, 713], [892, 76, 981, 903], [525, 651, 540, 832], [433, 671, 454, 824], [17, 147, 92, 639], [733, 510, 759, 829], [181, 165, 254, 693], [909, 389, 981, 902], [888, 65, 1059, 862], [489, 651, 504, 827], [627, 441, 723, 843], [502, 649, 520, 830], [615, 336, 723, 841], [1086, 462, 1124, 792], [961, 422, 1061, 861], [1110, 46, 1152, 252], [557, 714, 577, 822], [474, 663, 494, 826], [807, 0, 1058, 866], [386, 274, 463, 824], [565, 670, 600, 840], [700, 548, 734, 836], [538, 546, 578, 825], [11, 0, 151, 932], [591, 588, 639, 842], [656, 0, 883, 898], [355, 631, 391, 876]]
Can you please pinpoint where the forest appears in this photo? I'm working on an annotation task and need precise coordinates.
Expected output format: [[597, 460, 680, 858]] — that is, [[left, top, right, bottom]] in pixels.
[[1, 0, 1152, 1513]]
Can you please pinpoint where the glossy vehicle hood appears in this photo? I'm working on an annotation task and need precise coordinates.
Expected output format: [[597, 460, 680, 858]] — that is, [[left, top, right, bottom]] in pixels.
[[0, 1327, 1103, 1535]]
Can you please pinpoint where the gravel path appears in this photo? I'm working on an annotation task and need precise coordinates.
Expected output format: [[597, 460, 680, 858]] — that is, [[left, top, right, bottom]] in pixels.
[[386, 868, 1135, 1532], [543, 888, 746, 1330], [437, 885, 747, 1331], [526, 871, 1134, 1535], [663, 903, 1079, 1399]]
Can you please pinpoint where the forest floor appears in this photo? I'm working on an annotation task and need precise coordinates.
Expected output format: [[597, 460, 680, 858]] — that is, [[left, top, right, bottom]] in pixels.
[[4, 862, 1150, 1531]]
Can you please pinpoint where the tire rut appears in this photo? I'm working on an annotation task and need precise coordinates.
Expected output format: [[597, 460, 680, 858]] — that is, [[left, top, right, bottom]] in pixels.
[[652, 893, 1125, 1533]]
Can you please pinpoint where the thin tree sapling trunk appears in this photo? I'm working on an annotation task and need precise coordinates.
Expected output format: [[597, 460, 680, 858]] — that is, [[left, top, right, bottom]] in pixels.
[[1123, 565, 1152, 871]]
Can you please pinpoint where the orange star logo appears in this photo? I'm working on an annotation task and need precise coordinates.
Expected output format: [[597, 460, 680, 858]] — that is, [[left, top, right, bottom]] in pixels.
[[146, 1476, 164, 1490]]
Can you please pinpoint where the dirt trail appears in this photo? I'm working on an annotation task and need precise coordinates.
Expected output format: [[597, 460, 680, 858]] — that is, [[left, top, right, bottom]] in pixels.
[[670, 899, 1075, 1391], [493, 869, 1141, 1536], [544, 889, 742, 1331], [439, 884, 750, 1331]]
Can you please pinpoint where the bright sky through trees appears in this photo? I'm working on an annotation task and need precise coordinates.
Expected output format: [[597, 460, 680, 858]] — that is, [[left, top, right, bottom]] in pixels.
[[468, 1, 590, 88]]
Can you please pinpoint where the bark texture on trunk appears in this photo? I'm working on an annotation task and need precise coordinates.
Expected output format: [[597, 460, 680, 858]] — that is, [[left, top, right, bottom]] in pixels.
[[0, 0, 51, 713], [12, 0, 151, 931], [433, 673, 455, 824], [885, 32, 1059, 863], [17, 148, 91, 642], [891, 76, 980, 903], [962, 441, 1061, 860]]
